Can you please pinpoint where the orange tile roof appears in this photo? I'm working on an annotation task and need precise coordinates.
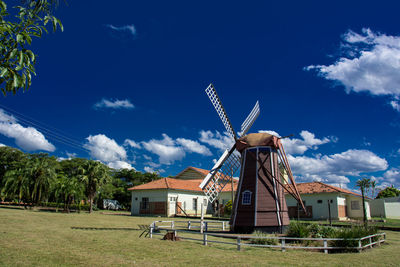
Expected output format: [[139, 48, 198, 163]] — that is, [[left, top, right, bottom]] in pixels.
[[285, 182, 362, 197], [128, 177, 237, 192]]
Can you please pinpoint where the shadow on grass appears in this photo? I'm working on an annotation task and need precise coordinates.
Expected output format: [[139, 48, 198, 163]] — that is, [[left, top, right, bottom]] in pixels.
[[71, 226, 139, 231]]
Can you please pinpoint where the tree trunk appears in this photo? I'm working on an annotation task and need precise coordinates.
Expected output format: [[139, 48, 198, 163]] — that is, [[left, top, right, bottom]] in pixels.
[[89, 196, 93, 213], [361, 188, 367, 226]]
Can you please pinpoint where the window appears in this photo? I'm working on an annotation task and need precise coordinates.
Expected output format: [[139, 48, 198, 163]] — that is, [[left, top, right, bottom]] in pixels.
[[351, 201, 360, 210], [141, 197, 149, 210], [317, 200, 322, 204], [169, 197, 176, 202], [135, 197, 138, 201], [242, 190, 252, 205], [192, 198, 198, 210]]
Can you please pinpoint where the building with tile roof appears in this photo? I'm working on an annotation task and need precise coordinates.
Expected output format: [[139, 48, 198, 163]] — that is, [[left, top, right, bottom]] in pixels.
[[129, 166, 370, 220], [128, 166, 237, 217]]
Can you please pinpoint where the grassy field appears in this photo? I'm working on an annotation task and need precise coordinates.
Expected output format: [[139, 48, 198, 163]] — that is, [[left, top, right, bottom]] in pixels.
[[1, 208, 400, 267]]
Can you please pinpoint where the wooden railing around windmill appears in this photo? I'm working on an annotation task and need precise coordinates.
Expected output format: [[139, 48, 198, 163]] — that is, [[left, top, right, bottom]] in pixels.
[[147, 221, 386, 253]]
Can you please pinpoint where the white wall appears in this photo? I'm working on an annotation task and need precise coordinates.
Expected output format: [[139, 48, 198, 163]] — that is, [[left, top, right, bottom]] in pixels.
[[370, 199, 386, 218], [167, 190, 207, 216], [130, 190, 167, 215], [286, 193, 340, 220], [346, 195, 371, 219], [385, 203, 400, 219]]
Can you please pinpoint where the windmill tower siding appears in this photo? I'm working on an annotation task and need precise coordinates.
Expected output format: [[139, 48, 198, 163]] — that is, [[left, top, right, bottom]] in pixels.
[[231, 146, 290, 233]]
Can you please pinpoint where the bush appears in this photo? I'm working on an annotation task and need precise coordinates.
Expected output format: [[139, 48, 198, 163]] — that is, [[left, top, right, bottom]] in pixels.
[[330, 226, 379, 250], [286, 222, 310, 238], [249, 231, 279, 245], [224, 200, 232, 216]]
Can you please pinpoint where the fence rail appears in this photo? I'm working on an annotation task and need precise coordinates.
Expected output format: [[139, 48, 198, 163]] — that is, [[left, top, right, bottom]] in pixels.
[[151, 220, 228, 232], [149, 221, 385, 253]]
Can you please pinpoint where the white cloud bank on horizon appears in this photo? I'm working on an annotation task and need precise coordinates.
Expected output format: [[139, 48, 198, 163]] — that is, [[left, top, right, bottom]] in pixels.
[[306, 28, 400, 111], [0, 109, 55, 152], [288, 149, 388, 186], [84, 134, 134, 170], [94, 98, 134, 110]]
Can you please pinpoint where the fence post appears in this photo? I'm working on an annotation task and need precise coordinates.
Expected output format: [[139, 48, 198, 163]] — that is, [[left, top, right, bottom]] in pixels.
[[369, 237, 373, 248], [205, 222, 208, 232], [222, 221, 225, 231], [203, 233, 207, 246], [323, 240, 328, 254], [188, 221, 191, 230], [171, 221, 174, 229], [237, 237, 241, 251], [281, 239, 286, 252], [358, 239, 362, 253], [149, 225, 153, 239]]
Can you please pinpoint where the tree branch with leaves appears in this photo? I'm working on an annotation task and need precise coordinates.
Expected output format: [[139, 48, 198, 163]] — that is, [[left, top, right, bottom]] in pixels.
[[0, 0, 63, 95]]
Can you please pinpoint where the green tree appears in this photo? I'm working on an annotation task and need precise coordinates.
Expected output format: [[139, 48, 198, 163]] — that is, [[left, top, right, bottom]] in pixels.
[[54, 159, 85, 212], [0, 0, 63, 95], [24, 153, 57, 204], [356, 178, 371, 225], [376, 185, 400, 199], [79, 160, 111, 213], [1, 158, 31, 205], [0, 146, 26, 193]]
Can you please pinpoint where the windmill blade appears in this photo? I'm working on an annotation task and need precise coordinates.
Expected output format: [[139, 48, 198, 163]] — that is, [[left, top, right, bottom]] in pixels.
[[205, 84, 237, 140], [200, 145, 241, 203], [239, 101, 260, 137]]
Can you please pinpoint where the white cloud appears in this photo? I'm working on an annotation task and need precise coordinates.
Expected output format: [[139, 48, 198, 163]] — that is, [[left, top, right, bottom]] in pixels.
[[124, 139, 141, 149], [139, 133, 213, 165], [176, 138, 212, 156], [108, 160, 135, 170], [383, 168, 400, 184], [259, 130, 332, 155], [106, 24, 136, 37], [199, 130, 234, 151], [288, 149, 388, 185], [143, 166, 165, 174], [141, 134, 185, 165], [84, 134, 127, 162], [390, 100, 400, 112], [0, 143, 5, 147], [306, 28, 400, 111], [66, 152, 77, 158], [94, 98, 134, 110], [0, 109, 55, 152]]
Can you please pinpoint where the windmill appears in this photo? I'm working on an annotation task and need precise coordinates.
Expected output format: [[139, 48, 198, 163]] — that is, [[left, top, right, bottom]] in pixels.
[[199, 83, 305, 233]]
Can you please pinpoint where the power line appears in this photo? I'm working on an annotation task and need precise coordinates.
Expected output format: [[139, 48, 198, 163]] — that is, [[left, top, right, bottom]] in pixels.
[[0, 104, 90, 153]]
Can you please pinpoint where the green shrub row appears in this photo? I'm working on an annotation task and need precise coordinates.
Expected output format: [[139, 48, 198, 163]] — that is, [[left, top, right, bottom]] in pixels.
[[286, 221, 380, 249]]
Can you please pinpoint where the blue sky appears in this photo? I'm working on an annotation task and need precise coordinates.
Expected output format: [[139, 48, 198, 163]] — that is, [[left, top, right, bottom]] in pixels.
[[1, 0, 400, 193]]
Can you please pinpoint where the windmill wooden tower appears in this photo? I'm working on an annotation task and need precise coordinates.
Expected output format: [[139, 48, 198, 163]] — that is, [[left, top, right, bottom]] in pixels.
[[199, 84, 305, 233]]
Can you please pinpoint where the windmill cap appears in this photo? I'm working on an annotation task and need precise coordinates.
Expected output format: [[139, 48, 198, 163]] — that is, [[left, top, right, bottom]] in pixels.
[[236, 132, 281, 152]]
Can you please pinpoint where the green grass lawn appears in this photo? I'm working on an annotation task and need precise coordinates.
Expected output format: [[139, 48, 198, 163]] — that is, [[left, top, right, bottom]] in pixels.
[[1, 208, 400, 267]]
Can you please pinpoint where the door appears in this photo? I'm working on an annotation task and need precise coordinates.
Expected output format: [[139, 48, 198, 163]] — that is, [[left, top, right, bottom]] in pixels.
[[169, 197, 176, 216]]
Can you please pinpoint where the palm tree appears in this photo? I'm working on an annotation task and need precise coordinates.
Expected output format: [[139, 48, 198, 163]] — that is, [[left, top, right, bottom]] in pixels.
[[2, 168, 32, 206], [25, 154, 57, 205], [79, 160, 111, 213], [54, 173, 84, 212], [356, 178, 371, 225], [370, 180, 376, 198]]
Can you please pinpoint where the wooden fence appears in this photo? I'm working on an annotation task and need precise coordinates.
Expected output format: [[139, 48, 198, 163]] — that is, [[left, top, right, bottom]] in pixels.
[[151, 220, 228, 232], [149, 222, 385, 253]]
